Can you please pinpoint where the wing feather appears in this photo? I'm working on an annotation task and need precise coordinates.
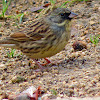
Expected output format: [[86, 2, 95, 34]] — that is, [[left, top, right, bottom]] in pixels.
[[9, 18, 50, 42]]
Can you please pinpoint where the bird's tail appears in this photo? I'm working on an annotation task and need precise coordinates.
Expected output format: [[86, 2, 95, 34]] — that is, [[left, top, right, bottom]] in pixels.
[[0, 38, 16, 48]]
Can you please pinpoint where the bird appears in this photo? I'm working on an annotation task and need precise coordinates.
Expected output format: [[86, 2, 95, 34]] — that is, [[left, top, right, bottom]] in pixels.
[[0, 7, 77, 70]]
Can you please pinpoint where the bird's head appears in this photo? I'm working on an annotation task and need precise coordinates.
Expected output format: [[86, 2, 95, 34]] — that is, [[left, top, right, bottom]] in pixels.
[[47, 7, 78, 24]]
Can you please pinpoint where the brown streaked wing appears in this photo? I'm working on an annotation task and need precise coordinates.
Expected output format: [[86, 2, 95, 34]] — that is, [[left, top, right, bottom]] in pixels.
[[9, 18, 51, 42], [26, 18, 50, 40], [10, 32, 30, 41]]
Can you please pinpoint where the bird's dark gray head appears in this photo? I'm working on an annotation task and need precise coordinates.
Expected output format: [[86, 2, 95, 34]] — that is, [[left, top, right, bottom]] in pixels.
[[48, 7, 77, 23]]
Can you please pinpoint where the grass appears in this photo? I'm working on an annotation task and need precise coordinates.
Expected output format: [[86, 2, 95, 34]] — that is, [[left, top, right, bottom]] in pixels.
[[71, 0, 89, 3], [50, 89, 57, 96], [19, 13, 25, 24], [0, 0, 11, 18], [90, 34, 100, 45], [14, 13, 25, 24], [7, 48, 23, 58], [7, 48, 16, 58], [0, 0, 24, 24], [50, 0, 56, 5], [0, 23, 2, 27], [6, 13, 25, 28], [64, 0, 90, 6], [70, 0, 89, 5], [49, 0, 90, 8]]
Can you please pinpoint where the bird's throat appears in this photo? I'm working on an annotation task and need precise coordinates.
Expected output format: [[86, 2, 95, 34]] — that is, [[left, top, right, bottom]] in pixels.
[[57, 20, 67, 26]]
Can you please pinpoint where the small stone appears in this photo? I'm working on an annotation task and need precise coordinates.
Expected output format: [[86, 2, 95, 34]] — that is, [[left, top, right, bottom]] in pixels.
[[11, 76, 26, 83], [19, 82, 29, 87], [32, 1, 36, 4], [51, 69, 59, 74], [89, 21, 95, 25], [98, 7, 100, 12], [30, 75, 37, 79], [0, 32, 2, 37], [43, 72, 48, 75], [0, 64, 5, 68], [72, 41, 87, 51], [84, 30, 88, 34], [65, 89, 74, 96], [1, 93, 9, 99]]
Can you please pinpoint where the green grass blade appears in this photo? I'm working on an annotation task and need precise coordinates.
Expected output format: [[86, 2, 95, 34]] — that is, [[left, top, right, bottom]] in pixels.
[[50, 0, 56, 5], [2, 0, 11, 17], [90, 35, 100, 45], [11, 49, 16, 57], [19, 13, 24, 24], [7, 48, 16, 58], [60, 1, 70, 8]]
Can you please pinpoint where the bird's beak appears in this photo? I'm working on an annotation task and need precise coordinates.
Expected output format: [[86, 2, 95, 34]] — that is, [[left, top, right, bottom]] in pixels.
[[69, 12, 78, 18]]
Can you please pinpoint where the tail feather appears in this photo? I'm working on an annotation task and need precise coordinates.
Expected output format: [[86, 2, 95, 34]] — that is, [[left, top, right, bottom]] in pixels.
[[0, 44, 16, 47], [0, 39, 16, 48]]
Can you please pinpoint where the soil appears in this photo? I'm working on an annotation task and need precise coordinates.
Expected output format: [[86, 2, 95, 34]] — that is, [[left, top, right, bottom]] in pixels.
[[0, 0, 100, 99]]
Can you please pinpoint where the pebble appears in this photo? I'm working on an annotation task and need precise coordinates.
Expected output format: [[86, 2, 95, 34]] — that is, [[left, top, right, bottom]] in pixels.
[[30, 75, 37, 79], [73, 41, 87, 51], [89, 21, 96, 25], [11, 76, 26, 83], [0, 64, 5, 68], [32, 1, 36, 4]]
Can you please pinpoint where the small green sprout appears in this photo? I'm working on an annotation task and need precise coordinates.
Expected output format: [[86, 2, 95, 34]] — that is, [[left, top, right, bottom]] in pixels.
[[7, 48, 16, 58], [59, 0, 89, 8], [71, 0, 89, 3], [60, 1, 71, 8], [0, 0, 24, 23], [8, 13, 24, 27], [19, 13, 24, 24], [0, 23, 2, 27], [0, 0, 11, 18], [63, 0, 90, 6], [14, 13, 24, 24], [50, 0, 56, 5], [90, 34, 100, 45], [50, 89, 57, 96]]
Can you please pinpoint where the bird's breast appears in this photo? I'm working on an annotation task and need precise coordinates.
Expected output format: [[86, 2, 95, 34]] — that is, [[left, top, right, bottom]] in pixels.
[[22, 31, 70, 59]]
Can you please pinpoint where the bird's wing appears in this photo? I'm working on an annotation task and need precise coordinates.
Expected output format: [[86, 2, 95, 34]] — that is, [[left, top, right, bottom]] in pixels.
[[10, 18, 51, 42]]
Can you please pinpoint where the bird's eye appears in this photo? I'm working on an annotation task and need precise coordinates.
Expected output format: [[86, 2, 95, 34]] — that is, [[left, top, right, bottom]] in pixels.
[[60, 13, 64, 16]]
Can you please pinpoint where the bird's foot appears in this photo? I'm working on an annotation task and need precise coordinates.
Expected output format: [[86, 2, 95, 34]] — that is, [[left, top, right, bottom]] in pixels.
[[40, 58, 51, 66], [33, 59, 50, 72]]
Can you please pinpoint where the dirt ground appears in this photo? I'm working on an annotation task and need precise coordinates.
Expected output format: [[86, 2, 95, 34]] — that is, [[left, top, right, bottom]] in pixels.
[[0, 0, 100, 99]]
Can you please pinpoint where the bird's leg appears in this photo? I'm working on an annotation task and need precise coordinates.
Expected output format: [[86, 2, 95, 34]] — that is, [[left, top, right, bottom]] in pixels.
[[41, 58, 51, 66], [32, 58, 51, 72], [33, 59, 44, 70]]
